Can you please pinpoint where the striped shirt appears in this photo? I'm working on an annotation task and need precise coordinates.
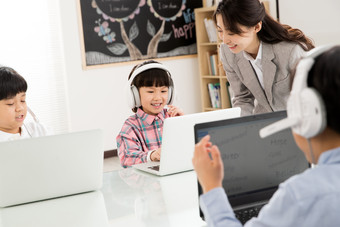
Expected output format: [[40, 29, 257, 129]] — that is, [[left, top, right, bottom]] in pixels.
[[116, 108, 169, 168]]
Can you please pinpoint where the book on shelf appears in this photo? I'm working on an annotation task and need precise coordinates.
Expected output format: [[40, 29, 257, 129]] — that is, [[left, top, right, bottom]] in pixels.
[[217, 47, 226, 76], [226, 81, 233, 107], [203, 18, 217, 43], [208, 83, 221, 108], [206, 50, 218, 76], [212, 54, 219, 75]]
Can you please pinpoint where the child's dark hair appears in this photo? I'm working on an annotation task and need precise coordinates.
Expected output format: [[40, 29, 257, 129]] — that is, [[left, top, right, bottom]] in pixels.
[[129, 60, 172, 113], [128, 60, 171, 88], [307, 46, 340, 134], [0, 66, 27, 100], [213, 0, 314, 51]]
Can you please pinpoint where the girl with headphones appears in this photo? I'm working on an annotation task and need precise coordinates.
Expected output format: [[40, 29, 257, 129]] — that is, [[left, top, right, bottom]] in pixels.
[[192, 45, 340, 226], [0, 66, 51, 141], [116, 60, 183, 168], [215, 0, 314, 116]]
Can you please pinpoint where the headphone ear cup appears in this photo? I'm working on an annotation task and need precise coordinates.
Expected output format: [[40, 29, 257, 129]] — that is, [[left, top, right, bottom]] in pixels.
[[167, 85, 174, 105], [126, 84, 135, 109], [131, 85, 141, 108], [292, 88, 326, 138], [166, 76, 175, 105]]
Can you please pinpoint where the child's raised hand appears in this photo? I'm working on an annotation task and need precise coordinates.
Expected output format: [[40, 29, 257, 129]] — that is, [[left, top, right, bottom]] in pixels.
[[166, 105, 184, 117], [151, 148, 161, 161]]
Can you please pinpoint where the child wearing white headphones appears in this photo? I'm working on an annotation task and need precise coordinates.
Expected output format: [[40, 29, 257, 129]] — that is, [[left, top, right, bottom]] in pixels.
[[192, 45, 340, 226], [116, 60, 184, 168], [0, 66, 51, 141]]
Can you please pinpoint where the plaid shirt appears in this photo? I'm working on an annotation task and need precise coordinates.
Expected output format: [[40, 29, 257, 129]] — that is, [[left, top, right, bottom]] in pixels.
[[116, 108, 169, 168]]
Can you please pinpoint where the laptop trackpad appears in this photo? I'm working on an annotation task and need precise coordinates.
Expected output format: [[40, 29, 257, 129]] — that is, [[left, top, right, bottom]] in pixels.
[[148, 165, 160, 171]]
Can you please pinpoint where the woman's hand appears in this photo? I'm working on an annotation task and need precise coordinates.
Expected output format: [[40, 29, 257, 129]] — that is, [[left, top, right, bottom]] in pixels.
[[192, 135, 224, 194], [167, 105, 184, 117]]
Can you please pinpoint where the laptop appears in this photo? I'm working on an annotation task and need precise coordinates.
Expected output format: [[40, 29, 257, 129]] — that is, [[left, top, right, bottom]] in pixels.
[[132, 107, 241, 176], [0, 129, 104, 207], [0, 191, 109, 227], [194, 111, 309, 224]]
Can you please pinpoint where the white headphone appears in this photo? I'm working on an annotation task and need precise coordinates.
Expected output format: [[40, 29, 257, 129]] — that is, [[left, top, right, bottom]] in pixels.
[[126, 63, 175, 109], [260, 45, 334, 139]]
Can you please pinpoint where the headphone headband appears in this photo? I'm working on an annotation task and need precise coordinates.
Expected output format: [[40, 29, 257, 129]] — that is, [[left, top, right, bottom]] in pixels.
[[128, 63, 171, 85], [292, 44, 334, 93], [260, 44, 335, 139]]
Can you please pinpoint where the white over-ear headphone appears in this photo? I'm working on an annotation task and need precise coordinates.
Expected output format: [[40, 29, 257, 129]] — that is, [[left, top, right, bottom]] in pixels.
[[260, 45, 334, 139], [126, 63, 175, 109]]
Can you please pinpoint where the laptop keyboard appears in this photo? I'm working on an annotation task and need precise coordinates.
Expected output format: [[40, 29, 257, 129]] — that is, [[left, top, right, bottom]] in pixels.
[[148, 165, 160, 171], [234, 203, 265, 224]]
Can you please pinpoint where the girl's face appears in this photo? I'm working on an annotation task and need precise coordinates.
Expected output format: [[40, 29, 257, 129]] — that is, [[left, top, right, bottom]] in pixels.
[[0, 92, 27, 134], [216, 14, 261, 56], [139, 86, 169, 115]]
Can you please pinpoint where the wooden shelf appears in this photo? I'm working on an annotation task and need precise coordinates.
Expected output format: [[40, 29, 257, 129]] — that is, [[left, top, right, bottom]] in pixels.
[[195, 7, 232, 111]]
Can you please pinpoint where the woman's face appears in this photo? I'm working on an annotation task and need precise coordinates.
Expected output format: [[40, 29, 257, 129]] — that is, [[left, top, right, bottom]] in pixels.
[[216, 14, 261, 56]]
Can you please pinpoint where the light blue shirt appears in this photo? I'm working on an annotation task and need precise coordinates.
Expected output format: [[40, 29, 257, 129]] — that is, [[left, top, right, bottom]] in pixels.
[[200, 147, 340, 227]]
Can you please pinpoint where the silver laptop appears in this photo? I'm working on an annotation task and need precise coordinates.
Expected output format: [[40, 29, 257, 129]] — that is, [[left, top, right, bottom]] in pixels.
[[0, 191, 109, 227], [195, 111, 309, 224], [0, 129, 104, 207], [132, 108, 241, 176]]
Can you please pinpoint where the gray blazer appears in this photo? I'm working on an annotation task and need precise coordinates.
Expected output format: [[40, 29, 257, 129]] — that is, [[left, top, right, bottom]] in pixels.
[[220, 41, 305, 116]]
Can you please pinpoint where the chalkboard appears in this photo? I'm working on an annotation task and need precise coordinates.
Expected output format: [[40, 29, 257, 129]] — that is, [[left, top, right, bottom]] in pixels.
[[78, 0, 202, 68]]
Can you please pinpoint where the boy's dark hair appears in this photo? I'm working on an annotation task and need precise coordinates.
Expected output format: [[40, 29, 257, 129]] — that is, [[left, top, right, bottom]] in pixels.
[[307, 46, 340, 134], [0, 66, 27, 100], [128, 60, 171, 113]]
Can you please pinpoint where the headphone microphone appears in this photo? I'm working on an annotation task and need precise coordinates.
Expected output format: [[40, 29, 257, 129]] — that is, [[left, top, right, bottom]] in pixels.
[[260, 44, 334, 139], [259, 117, 299, 138], [23, 107, 40, 138], [27, 106, 39, 123]]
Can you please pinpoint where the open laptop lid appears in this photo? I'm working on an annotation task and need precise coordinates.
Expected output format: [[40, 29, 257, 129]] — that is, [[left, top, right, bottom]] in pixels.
[[133, 108, 241, 176], [194, 111, 309, 216], [0, 129, 104, 207]]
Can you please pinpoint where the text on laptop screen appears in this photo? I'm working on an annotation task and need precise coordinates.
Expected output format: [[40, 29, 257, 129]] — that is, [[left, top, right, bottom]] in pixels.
[[195, 111, 309, 199]]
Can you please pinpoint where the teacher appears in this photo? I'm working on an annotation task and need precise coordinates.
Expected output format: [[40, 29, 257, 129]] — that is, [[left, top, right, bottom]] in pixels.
[[215, 0, 314, 116]]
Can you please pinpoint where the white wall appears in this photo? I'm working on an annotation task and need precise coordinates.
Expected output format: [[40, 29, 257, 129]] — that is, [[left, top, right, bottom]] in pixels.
[[58, 0, 202, 151], [279, 0, 340, 45]]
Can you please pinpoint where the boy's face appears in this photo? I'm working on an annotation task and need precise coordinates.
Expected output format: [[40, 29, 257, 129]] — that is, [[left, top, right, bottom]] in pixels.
[[139, 86, 169, 115], [0, 92, 27, 134]]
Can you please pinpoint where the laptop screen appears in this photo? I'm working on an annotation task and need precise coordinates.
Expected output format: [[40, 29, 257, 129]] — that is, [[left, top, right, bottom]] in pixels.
[[194, 111, 309, 209]]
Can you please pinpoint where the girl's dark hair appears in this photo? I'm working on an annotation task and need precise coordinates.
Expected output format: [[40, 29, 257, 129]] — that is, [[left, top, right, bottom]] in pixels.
[[307, 46, 340, 134], [128, 60, 172, 112], [213, 0, 314, 51], [0, 66, 27, 100]]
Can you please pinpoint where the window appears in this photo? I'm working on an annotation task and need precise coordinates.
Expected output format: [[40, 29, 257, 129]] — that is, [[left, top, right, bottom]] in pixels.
[[0, 0, 69, 134]]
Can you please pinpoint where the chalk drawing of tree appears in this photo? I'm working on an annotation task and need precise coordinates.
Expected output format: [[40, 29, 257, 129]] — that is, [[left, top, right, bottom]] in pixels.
[[92, 0, 145, 60], [91, 0, 186, 61], [145, 0, 186, 58]]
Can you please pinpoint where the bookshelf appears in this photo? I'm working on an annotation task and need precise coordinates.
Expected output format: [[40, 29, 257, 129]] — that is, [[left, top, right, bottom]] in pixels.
[[194, 6, 232, 112]]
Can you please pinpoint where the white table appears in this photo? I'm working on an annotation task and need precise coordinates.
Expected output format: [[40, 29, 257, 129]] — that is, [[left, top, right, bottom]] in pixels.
[[0, 169, 206, 227]]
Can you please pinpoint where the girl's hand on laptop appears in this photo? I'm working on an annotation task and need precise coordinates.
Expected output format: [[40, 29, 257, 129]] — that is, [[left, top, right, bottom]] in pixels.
[[167, 105, 184, 117], [192, 135, 224, 194], [151, 148, 161, 161]]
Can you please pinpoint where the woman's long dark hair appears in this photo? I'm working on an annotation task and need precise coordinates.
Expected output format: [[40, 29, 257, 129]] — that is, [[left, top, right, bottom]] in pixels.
[[213, 0, 314, 51]]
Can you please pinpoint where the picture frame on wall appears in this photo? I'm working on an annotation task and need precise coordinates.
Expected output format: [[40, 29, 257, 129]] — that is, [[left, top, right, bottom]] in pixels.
[[77, 0, 203, 69]]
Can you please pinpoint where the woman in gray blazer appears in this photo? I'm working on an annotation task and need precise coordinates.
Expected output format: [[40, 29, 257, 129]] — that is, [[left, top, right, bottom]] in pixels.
[[214, 0, 314, 116]]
